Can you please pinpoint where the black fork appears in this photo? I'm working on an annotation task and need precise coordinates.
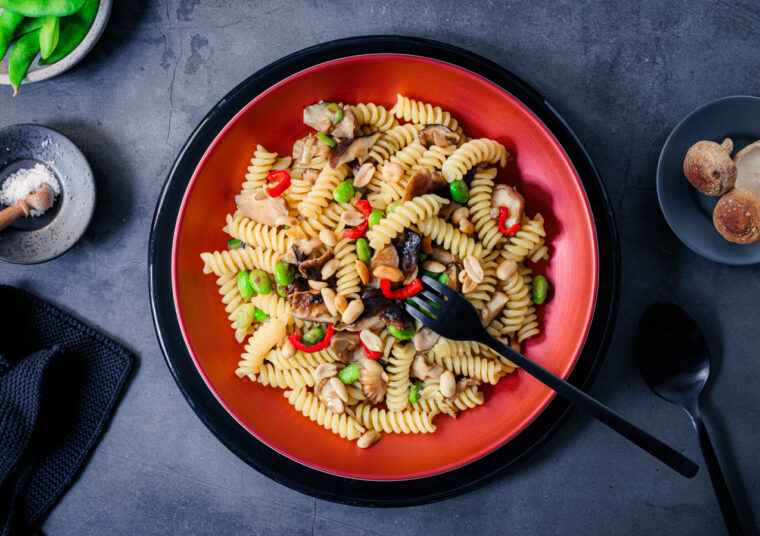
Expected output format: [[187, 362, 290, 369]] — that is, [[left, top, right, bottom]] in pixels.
[[405, 275, 699, 478]]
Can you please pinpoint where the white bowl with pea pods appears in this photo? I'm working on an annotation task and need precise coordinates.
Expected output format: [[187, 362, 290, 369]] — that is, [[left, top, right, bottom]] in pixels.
[[0, 0, 112, 94]]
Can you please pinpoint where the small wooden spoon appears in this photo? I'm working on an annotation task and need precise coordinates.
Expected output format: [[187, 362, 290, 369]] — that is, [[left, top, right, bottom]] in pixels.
[[0, 184, 55, 232]]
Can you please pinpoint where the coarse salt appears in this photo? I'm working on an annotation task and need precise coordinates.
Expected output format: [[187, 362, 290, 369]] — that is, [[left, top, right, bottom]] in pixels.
[[0, 164, 60, 217]]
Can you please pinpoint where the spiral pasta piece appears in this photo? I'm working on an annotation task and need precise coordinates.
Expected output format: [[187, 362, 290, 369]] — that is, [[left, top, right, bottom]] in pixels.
[[283, 177, 313, 206], [465, 260, 498, 310], [390, 94, 459, 131], [441, 139, 508, 183], [500, 271, 531, 334], [411, 144, 456, 173], [517, 306, 540, 343], [352, 404, 437, 434], [297, 164, 349, 219], [366, 194, 448, 250], [349, 103, 396, 131], [265, 346, 340, 370], [235, 317, 287, 378], [201, 246, 280, 276], [416, 216, 484, 259], [432, 338, 497, 359], [385, 343, 415, 412], [467, 167, 503, 251], [500, 214, 546, 264], [334, 236, 361, 298], [252, 292, 297, 325], [241, 145, 277, 193], [256, 363, 316, 389], [225, 214, 292, 254], [285, 389, 365, 440], [431, 354, 504, 385], [368, 124, 421, 164], [413, 386, 484, 417]]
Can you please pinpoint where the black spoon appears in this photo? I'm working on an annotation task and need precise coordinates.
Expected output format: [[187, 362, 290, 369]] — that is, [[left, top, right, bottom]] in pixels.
[[636, 301, 743, 535]]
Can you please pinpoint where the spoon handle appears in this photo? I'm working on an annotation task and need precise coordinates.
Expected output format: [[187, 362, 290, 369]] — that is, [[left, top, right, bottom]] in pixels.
[[691, 414, 744, 535]]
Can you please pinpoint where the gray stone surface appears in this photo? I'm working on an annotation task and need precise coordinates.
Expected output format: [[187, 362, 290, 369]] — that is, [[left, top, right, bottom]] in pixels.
[[1, 1, 758, 534]]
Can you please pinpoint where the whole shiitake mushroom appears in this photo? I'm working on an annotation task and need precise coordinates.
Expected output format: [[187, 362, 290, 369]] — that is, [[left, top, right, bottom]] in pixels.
[[712, 140, 760, 244], [683, 138, 737, 196]]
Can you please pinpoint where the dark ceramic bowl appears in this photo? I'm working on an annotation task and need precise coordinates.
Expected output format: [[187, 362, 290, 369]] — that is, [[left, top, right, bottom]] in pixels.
[[657, 95, 760, 265], [0, 124, 95, 264]]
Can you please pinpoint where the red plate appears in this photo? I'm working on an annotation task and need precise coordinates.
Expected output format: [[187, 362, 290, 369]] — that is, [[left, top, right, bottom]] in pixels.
[[172, 54, 598, 480]]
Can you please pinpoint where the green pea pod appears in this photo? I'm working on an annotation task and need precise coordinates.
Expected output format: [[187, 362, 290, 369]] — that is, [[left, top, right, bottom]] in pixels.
[[13, 16, 45, 38], [0, 0, 85, 17], [9, 28, 40, 95], [39, 16, 59, 59], [0, 9, 25, 60], [38, 0, 98, 65]]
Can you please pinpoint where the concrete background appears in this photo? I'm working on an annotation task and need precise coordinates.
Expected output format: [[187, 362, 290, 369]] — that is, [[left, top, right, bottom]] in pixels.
[[1, 1, 758, 534]]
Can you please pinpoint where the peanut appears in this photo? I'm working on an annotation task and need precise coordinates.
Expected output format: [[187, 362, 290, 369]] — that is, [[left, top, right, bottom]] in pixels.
[[421, 260, 446, 273], [334, 294, 348, 314], [359, 330, 383, 353], [381, 162, 404, 183], [451, 206, 470, 225], [461, 274, 478, 293], [330, 377, 349, 403], [372, 264, 404, 282], [459, 218, 475, 235], [496, 259, 518, 281], [341, 211, 365, 226], [341, 299, 364, 324], [357, 430, 382, 449], [282, 339, 297, 359], [353, 162, 376, 188], [321, 258, 339, 280], [321, 288, 338, 315], [464, 255, 484, 283], [308, 280, 328, 290], [356, 259, 370, 285], [440, 370, 456, 398], [319, 229, 337, 247]]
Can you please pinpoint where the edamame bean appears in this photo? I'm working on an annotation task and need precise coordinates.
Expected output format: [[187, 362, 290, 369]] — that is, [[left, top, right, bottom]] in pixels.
[[419, 252, 429, 262], [388, 325, 415, 340], [0, 9, 24, 60], [338, 362, 360, 384], [8, 28, 40, 95], [368, 210, 383, 227], [302, 328, 325, 347], [232, 303, 255, 329], [253, 307, 269, 323], [408, 380, 422, 404], [227, 238, 242, 250], [355, 238, 371, 263], [333, 180, 354, 203], [386, 200, 402, 214], [13, 16, 45, 38], [237, 271, 254, 300], [249, 269, 272, 295], [277, 286, 287, 298], [274, 261, 295, 286], [0, 0, 85, 17], [449, 180, 469, 203], [38, 0, 98, 65], [438, 273, 449, 285], [39, 16, 59, 59], [532, 275, 550, 305]]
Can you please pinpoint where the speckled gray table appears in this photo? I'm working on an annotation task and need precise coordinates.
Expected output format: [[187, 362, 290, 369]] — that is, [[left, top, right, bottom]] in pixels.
[[1, 2, 758, 534]]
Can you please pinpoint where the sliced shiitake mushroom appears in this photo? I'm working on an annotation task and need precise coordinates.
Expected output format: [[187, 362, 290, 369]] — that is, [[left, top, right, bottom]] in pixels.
[[492, 184, 525, 229], [419, 124, 461, 148], [315, 378, 344, 414], [298, 250, 334, 280], [329, 134, 381, 169], [411, 354, 443, 381], [235, 189, 289, 226], [330, 331, 362, 363], [403, 168, 449, 201], [358, 356, 389, 403]]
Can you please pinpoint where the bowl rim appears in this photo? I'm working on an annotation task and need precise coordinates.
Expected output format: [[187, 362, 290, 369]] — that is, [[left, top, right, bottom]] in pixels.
[[171, 53, 599, 480], [0, 0, 113, 86], [656, 94, 760, 266], [149, 35, 621, 505]]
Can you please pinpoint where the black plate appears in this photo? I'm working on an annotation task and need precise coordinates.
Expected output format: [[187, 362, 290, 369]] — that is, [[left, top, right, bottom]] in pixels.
[[149, 36, 620, 507]]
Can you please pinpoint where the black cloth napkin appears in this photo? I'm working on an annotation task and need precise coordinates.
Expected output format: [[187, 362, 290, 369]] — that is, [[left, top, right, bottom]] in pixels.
[[0, 285, 134, 536]]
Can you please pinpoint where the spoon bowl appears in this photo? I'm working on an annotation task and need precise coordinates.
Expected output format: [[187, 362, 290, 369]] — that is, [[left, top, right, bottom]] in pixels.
[[636, 301, 744, 534], [636, 301, 711, 412]]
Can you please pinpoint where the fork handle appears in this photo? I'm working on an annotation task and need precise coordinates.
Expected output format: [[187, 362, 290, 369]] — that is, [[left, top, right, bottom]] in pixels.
[[480, 335, 699, 478]]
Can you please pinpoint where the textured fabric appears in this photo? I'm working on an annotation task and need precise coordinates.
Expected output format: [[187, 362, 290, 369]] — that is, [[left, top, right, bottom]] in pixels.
[[0, 286, 134, 536]]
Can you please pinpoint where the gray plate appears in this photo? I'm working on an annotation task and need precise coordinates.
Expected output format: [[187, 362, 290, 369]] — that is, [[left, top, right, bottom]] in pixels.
[[0, 124, 95, 264], [657, 95, 760, 265], [0, 0, 112, 88]]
